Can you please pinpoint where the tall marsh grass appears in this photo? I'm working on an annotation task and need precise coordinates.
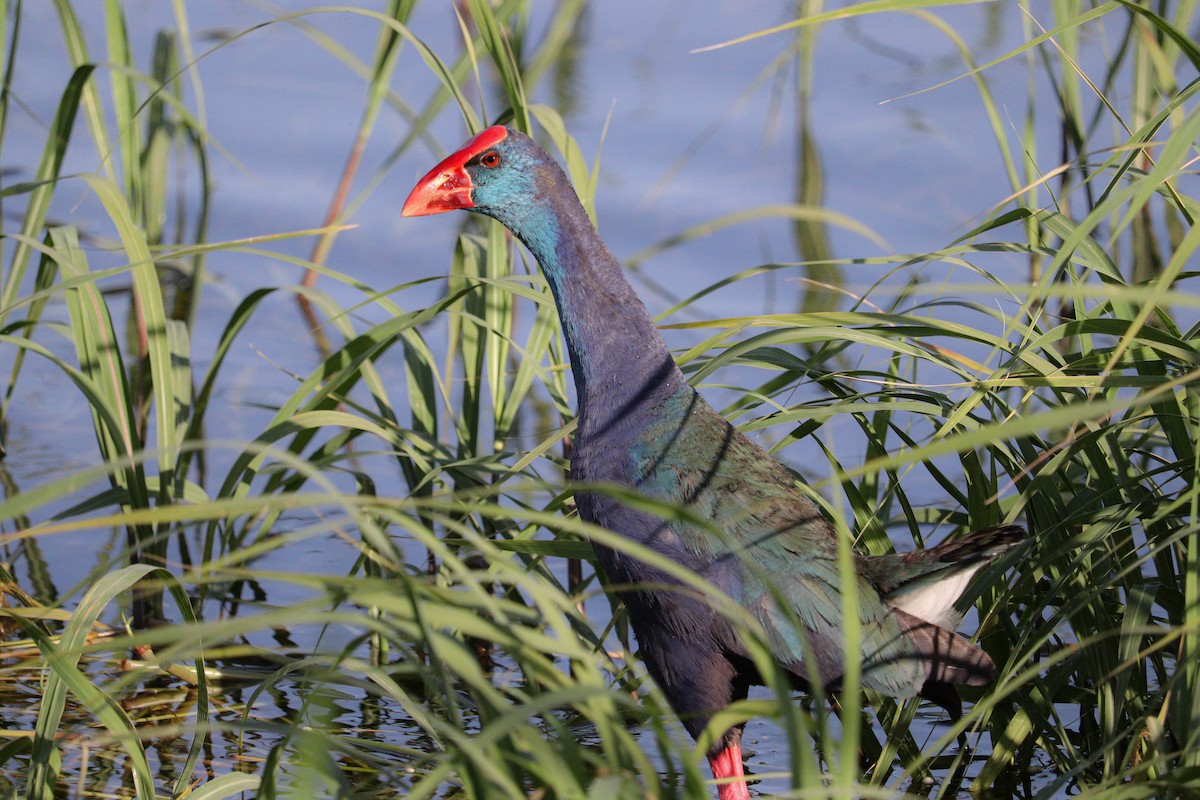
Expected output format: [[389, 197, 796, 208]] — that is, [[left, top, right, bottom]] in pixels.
[[0, 0, 1197, 797]]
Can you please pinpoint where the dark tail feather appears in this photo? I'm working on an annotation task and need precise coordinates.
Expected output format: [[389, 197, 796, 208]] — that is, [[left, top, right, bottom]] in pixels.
[[865, 524, 1026, 597], [911, 523, 1026, 567], [874, 526, 1021, 717], [892, 607, 996, 718], [893, 608, 995, 685]]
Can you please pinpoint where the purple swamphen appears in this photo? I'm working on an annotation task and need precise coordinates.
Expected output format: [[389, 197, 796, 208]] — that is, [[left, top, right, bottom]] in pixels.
[[402, 125, 1022, 799]]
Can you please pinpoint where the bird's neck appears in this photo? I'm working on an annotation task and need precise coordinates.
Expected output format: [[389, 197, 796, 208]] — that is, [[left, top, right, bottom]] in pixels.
[[500, 190, 686, 438]]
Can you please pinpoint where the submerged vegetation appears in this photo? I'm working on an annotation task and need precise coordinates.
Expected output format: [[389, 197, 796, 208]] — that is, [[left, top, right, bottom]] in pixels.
[[0, 0, 1198, 798]]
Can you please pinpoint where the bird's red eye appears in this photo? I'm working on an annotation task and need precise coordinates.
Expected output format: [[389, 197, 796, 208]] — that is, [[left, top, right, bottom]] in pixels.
[[480, 151, 501, 168]]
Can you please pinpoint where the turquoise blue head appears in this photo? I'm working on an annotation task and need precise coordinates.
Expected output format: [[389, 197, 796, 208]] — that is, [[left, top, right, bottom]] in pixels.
[[402, 126, 554, 231]]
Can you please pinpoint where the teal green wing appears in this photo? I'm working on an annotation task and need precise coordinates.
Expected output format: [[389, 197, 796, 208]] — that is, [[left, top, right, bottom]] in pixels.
[[631, 395, 925, 696], [725, 507, 926, 696]]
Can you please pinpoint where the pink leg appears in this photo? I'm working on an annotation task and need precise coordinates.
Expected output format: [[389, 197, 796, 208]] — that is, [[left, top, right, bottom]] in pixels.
[[708, 744, 750, 800]]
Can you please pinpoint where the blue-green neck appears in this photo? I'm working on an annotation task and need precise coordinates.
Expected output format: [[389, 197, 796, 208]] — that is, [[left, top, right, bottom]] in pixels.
[[481, 176, 686, 439]]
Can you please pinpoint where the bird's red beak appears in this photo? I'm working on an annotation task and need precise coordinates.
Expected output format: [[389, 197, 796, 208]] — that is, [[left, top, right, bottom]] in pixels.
[[401, 126, 509, 217]]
